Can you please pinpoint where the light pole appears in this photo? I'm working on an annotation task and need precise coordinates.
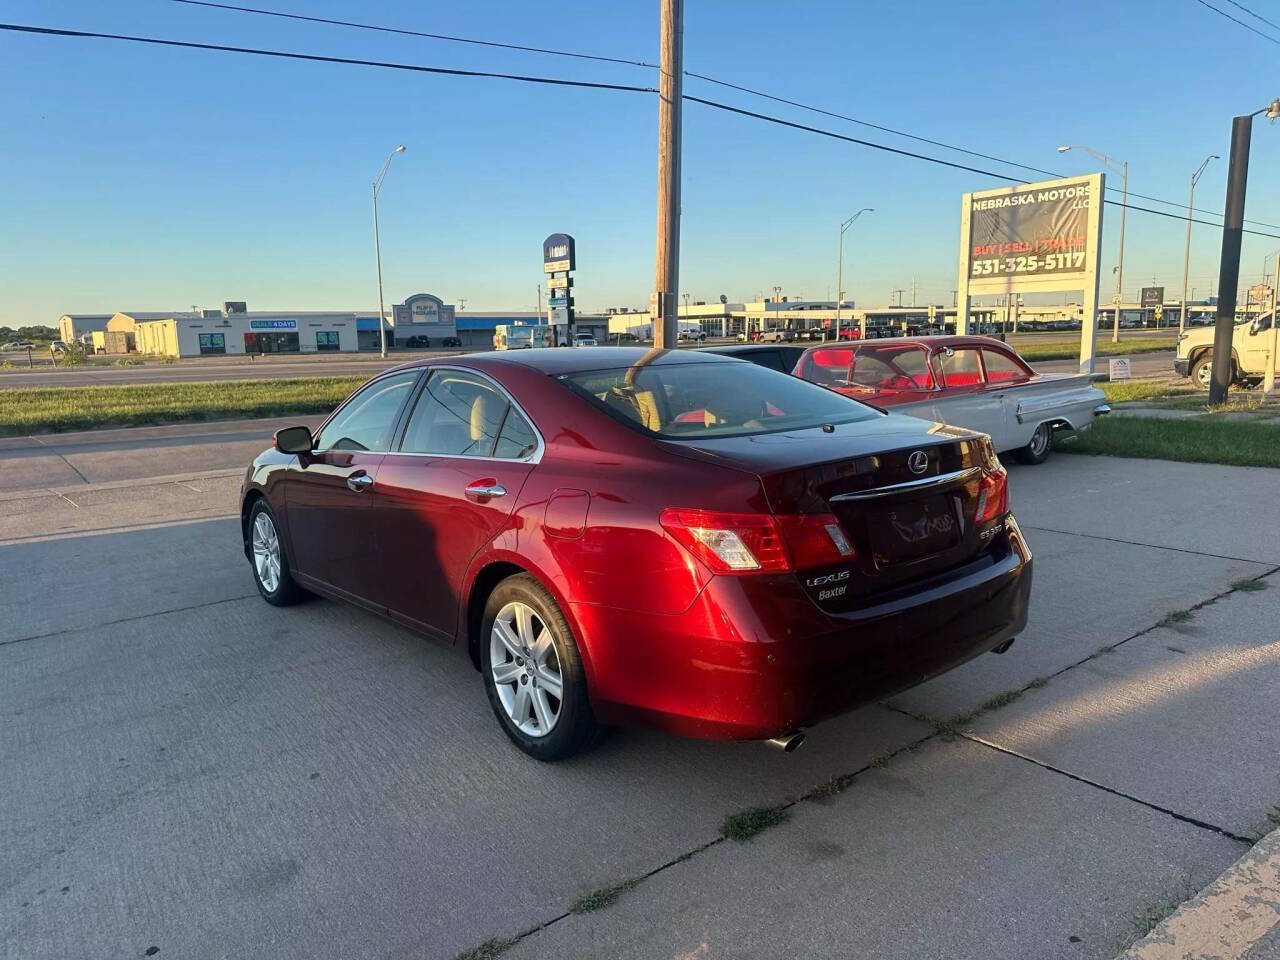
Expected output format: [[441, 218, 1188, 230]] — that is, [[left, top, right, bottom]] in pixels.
[[836, 208, 872, 341], [1059, 145, 1127, 342], [1208, 98, 1280, 404], [1180, 154, 1218, 335], [372, 144, 406, 359]]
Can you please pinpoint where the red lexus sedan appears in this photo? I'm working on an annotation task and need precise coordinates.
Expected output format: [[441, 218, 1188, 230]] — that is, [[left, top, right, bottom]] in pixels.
[[241, 347, 1031, 760]]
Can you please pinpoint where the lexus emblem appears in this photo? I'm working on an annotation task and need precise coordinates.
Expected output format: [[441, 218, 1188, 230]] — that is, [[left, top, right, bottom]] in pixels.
[[907, 450, 929, 475]]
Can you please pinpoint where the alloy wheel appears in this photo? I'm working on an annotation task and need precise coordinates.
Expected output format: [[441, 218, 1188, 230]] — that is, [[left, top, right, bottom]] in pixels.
[[489, 601, 563, 738], [1196, 361, 1213, 387], [251, 512, 282, 593]]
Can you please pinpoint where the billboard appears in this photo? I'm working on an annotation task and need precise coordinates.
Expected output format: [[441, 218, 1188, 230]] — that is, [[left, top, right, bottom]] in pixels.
[[964, 177, 1097, 291], [957, 173, 1105, 374], [1140, 286, 1164, 308]]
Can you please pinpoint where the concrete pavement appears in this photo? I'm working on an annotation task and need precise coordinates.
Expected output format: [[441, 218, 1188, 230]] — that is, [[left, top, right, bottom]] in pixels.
[[2, 454, 1278, 960]]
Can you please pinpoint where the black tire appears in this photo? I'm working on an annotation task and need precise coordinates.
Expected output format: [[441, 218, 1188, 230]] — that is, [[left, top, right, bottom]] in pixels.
[[1190, 353, 1215, 391], [246, 499, 305, 606], [479, 573, 600, 761], [1014, 422, 1053, 465]]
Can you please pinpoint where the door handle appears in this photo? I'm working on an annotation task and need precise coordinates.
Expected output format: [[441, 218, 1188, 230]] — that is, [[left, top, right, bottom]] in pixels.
[[347, 473, 374, 493], [465, 481, 506, 500]]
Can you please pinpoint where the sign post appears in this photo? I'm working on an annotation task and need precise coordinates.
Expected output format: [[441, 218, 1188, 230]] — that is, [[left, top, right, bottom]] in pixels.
[[957, 173, 1105, 374], [543, 233, 576, 345]]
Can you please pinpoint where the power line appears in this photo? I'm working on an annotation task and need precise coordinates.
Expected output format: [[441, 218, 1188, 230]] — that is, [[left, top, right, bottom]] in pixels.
[[7, 19, 1280, 241], [157, 0, 1280, 229], [0, 22, 657, 93], [164, 0, 656, 67], [1192, 0, 1280, 44], [684, 95, 1280, 240], [1221, 0, 1280, 33]]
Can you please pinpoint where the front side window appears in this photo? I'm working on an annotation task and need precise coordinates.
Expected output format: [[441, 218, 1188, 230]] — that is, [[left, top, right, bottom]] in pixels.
[[312, 371, 418, 452], [399, 370, 536, 458], [938, 348, 984, 388], [559, 359, 878, 440]]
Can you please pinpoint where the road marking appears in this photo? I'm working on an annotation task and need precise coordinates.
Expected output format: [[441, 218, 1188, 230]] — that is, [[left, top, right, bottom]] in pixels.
[[1117, 827, 1280, 960]]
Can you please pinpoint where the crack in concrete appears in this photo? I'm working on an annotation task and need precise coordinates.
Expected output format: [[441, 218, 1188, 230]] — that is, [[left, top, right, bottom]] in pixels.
[[0, 593, 259, 648], [1021, 524, 1279, 566]]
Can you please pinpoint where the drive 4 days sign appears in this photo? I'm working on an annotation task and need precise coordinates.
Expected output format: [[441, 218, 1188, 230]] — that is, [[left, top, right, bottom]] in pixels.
[[966, 178, 1096, 284]]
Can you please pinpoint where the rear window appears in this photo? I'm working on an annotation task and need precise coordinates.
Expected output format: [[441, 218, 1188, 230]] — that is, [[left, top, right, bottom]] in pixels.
[[558, 360, 879, 439]]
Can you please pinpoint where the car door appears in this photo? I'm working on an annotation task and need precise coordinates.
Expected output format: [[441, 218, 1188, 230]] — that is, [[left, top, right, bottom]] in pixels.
[[373, 368, 541, 641], [284, 370, 421, 606], [932, 346, 1007, 446], [979, 346, 1035, 449], [1241, 315, 1272, 373]]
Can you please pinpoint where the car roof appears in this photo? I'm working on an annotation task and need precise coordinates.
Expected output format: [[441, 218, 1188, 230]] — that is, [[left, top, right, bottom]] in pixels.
[[810, 335, 1015, 350], [382, 346, 739, 378], [700, 343, 801, 354]]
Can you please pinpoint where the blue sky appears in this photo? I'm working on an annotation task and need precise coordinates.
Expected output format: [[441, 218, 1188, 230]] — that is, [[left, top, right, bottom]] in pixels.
[[2, 0, 1279, 326]]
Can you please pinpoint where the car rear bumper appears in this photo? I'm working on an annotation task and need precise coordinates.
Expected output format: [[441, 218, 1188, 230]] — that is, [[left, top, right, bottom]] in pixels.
[[575, 517, 1033, 740], [1173, 357, 1190, 377]]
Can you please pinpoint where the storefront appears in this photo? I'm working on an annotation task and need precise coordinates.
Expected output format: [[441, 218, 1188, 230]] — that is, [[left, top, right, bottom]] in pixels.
[[243, 320, 301, 353]]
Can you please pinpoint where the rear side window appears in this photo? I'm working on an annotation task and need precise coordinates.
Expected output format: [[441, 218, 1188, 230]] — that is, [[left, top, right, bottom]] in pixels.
[[938, 348, 984, 388], [559, 359, 877, 439], [981, 348, 1031, 383], [400, 370, 509, 457]]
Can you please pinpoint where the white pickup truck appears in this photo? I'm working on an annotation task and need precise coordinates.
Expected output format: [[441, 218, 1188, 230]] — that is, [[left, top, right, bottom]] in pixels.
[[789, 336, 1109, 465], [1174, 312, 1276, 388]]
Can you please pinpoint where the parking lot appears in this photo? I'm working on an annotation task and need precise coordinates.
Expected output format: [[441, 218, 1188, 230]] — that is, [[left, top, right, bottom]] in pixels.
[[3, 444, 1279, 959]]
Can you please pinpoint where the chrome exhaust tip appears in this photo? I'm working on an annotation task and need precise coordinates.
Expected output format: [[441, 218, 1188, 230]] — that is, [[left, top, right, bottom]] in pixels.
[[764, 731, 806, 752]]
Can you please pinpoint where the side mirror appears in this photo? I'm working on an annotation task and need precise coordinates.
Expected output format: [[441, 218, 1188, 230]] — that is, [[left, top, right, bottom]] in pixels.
[[273, 425, 314, 455]]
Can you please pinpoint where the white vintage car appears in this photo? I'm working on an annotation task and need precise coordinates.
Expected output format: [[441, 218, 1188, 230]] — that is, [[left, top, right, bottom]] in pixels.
[[791, 336, 1109, 464]]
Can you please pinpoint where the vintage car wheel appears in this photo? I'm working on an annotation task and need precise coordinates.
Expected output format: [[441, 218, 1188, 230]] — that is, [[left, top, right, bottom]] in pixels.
[[1014, 422, 1053, 465]]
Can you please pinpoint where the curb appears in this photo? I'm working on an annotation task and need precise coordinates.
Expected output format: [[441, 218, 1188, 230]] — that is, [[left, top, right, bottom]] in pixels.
[[1117, 826, 1280, 959]]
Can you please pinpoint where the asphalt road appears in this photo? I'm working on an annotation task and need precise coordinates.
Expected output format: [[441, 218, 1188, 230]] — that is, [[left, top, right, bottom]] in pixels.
[[0, 344, 1177, 387], [2, 455, 1279, 959]]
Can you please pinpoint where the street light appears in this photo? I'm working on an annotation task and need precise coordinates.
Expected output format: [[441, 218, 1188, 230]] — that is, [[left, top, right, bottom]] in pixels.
[[1180, 154, 1218, 335], [836, 208, 873, 341], [1059, 144, 1128, 342], [372, 144, 406, 359], [1207, 98, 1279, 404]]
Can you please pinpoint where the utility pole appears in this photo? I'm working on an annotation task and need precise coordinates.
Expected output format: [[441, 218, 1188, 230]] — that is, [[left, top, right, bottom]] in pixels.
[[893, 289, 905, 307], [1210, 99, 1279, 403], [1266, 249, 1279, 393], [653, 0, 683, 349], [1180, 155, 1217, 335], [911, 278, 917, 307], [537, 285, 543, 324]]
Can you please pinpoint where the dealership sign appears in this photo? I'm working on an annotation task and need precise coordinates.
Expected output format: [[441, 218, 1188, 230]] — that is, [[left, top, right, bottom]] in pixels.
[[250, 319, 297, 330], [1141, 286, 1164, 308], [957, 173, 1105, 374]]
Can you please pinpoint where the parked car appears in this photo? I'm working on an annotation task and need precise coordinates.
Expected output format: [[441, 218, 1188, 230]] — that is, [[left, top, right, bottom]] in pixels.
[[402, 335, 431, 348], [759, 329, 795, 343], [49, 340, 69, 355], [1175, 312, 1275, 388], [574, 336, 598, 347], [441, 336, 463, 348], [3, 340, 34, 350], [701, 342, 808, 373], [242, 348, 1030, 759], [785, 336, 1108, 465]]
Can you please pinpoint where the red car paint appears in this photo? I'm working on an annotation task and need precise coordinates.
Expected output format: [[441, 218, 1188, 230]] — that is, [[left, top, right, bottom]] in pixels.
[[241, 347, 1031, 742]]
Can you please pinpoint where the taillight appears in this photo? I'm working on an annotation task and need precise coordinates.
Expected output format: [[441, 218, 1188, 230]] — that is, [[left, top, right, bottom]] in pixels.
[[974, 468, 1009, 524], [659, 509, 853, 575]]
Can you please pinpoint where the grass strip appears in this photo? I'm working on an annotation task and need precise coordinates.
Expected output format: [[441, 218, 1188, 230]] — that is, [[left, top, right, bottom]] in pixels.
[[569, 878, 640, 914], [1057, 416, 1280, 469], [1020, 337, 1178, 362], [0, 376, 365, 435]]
